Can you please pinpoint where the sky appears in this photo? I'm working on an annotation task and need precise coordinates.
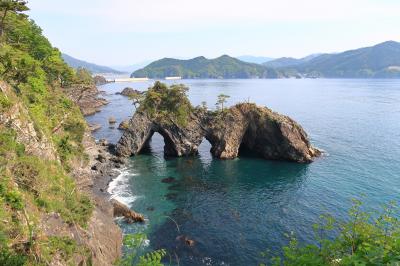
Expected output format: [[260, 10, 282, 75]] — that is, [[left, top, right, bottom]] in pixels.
[[28, 0, 400, 66]]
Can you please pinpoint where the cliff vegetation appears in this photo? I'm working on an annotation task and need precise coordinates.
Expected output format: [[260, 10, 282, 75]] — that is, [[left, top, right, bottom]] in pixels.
[[0, 1, 99, 264]]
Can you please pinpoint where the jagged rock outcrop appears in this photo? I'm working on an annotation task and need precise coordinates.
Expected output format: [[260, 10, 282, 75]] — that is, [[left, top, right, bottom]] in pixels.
[[116, 103, 320, 163], [63, 84, 108, 116], [116, 87, 143, 97], [111, 199, 145, 223]]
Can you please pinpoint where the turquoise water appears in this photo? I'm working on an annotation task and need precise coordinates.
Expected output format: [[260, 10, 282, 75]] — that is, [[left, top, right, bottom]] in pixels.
[[88, 79, 400, 265]]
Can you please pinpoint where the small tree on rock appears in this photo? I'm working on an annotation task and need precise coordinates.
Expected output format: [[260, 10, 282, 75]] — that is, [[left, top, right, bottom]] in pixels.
[[216, 94, 230, 111]]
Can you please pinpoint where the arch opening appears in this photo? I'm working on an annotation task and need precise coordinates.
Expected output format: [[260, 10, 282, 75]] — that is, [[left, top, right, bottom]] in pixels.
[[198, 137, 212, 157]]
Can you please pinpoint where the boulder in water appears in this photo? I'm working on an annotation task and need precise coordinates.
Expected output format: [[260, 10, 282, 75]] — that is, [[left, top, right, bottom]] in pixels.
[[111, 199, 144, 223]]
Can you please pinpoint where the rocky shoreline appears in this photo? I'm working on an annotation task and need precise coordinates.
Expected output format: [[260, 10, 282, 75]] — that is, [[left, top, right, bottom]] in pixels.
[[65, 84, 144, 265], [63, 84, 109, 116]]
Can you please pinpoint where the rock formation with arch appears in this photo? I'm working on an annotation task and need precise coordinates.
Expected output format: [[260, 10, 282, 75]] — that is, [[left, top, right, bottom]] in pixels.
[[116, 102, 320, 163]]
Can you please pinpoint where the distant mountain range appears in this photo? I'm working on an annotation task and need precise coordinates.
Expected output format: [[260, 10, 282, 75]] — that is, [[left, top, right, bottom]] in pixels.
[[131, 55, 281, 79], [263, 54, 321, 68], [62, 53, 122, 74], [131, 41, 400, 79], [236, 55, 274, 64], [286, 41, 400, 78]]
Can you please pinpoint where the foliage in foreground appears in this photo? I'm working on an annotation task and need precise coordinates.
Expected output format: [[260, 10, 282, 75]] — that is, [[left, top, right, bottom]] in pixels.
[[117, 233, 166, 266], [263, 200, 400, 266]]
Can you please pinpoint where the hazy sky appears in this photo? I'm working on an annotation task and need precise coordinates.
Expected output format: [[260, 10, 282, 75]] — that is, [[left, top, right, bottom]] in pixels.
[[28, 0, 400, 66]]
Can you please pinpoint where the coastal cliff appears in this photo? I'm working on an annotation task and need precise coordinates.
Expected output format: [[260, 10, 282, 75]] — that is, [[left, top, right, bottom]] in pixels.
[[1, 81, 123, 265], [0, 7, 123, 264], [116, 82, 320, 163]]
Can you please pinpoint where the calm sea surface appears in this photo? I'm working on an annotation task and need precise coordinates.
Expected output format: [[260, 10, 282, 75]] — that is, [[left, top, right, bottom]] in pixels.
[[86, 79, 400, 265]]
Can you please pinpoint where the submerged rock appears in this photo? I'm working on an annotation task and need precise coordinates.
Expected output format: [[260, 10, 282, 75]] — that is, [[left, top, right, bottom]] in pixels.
[[116, 103, 320, 163], [161, 177, 176, 183], [176, 235, 195, 247]]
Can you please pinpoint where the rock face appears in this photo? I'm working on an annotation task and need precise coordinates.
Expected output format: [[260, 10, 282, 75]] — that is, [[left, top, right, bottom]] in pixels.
[[0, 82, 58, 160], [93, 75, 108, 86], [63, 84, 108, 116], [116, 103, 320, 163], [1, 81, 122, 265]]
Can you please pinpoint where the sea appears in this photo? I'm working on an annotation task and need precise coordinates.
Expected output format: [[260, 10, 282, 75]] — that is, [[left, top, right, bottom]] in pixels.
[[85, 79, 400, 265]]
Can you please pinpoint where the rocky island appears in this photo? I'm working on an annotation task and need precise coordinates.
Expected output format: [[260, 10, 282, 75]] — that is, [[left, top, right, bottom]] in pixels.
[[116, 82, 320, 163]]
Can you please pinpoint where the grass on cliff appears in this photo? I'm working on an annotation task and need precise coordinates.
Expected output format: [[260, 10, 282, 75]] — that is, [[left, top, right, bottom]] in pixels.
[[0, 5, 95, 264], [0, 128, 93, 264]]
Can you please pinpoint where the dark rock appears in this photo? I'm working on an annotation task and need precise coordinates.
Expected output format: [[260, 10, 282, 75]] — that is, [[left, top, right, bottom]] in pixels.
[[98, 139, 108, 146], [176, 235, 195, 247], [117, 87, 144, 97], [97, 153, 107, 163], [161, 177, 176, 183], [116, 103, 321, 163], [110, 156, 127, 165], [146, 206, 155, 211], [108, 117, 117, 124]]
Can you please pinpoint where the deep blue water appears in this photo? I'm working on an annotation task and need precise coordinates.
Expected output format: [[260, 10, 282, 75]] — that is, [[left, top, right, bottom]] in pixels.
[[87, 79, 400, 265]]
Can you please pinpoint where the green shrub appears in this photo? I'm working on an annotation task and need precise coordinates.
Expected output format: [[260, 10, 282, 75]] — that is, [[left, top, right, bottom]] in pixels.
[[265, 200, 400, 266], [40, 236, 91, 264], [0, 248, 27, 266], [63, 120, 85, 143], [117, 233, 166, 266], [0, 129, 25, 159], [3, 190, 24, 211], [74, 67, 94, 85], [0, 93, 12, 111]]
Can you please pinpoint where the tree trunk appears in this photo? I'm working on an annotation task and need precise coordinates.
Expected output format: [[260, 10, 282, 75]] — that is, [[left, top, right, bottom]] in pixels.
[[0, 9, 9, 37]]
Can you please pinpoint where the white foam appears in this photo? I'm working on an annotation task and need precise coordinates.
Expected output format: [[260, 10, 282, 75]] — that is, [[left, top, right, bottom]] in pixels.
[[108, 167, 139, 207]]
